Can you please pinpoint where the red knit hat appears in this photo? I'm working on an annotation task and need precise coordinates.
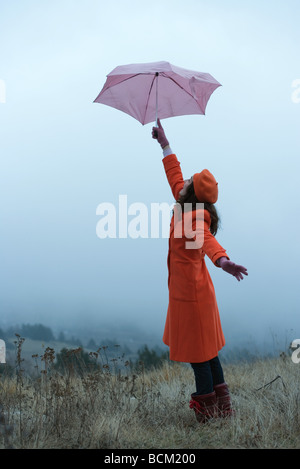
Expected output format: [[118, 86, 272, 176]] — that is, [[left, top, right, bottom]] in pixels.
[[193, 169, 218, 203]]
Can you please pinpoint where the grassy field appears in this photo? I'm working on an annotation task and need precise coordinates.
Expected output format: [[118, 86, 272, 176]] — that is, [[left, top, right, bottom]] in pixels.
[[0, 340, 299, 449]]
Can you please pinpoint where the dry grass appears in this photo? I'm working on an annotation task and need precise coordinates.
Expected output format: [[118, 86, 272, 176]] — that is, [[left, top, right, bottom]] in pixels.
[[0, 342, 299, 449]]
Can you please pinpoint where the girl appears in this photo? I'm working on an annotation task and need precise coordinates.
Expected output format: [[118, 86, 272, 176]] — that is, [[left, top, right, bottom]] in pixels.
[[152, 119, 248, 423]]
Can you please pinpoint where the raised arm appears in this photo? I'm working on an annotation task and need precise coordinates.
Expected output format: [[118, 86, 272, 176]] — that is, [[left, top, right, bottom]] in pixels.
[[152, 119, 184, 200]]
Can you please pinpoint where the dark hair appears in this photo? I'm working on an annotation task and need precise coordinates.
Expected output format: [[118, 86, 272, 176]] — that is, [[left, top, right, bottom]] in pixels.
[[176, 181, 219, 236]]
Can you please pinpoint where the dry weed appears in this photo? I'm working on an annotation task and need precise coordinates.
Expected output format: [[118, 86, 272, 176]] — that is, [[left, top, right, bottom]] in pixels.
[[0, 341, 299, 449]]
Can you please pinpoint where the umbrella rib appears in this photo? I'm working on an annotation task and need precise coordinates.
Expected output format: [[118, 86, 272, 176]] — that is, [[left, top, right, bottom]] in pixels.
[[104, 73, 142, 90], [142, 73, 197, 124], [166, 75, 194, 98], [143, 75, 156, 125], [167, 75, 206, 113]]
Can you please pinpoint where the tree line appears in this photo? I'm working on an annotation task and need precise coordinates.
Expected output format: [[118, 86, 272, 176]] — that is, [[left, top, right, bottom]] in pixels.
[[0, 323, 169, 371]]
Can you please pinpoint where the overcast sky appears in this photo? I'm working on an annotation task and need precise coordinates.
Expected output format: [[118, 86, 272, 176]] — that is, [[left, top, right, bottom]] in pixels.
[[0, 0, 299, 351]]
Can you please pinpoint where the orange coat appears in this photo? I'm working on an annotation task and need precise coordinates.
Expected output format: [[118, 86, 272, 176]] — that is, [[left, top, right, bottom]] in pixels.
[[162, 154, 229, 363]]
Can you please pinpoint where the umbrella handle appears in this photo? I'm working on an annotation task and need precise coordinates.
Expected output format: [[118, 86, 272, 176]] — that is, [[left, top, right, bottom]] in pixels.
[[155, 72, 159, 127]]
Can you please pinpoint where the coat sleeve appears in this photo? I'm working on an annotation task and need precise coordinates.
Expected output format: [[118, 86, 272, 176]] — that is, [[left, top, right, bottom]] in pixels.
[[202, 216, 229, 267], [162, 154, 184, 201], [190, 210, 230, 266], [203, 219, 229, 266]]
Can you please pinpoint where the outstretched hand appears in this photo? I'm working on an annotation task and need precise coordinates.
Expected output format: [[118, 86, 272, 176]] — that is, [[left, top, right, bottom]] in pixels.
[[152, 118, 169, 149], [218, 258, 248, 282]]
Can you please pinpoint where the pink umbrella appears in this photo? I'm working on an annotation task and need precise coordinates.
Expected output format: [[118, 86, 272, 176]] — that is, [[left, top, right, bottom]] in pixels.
[[94, 61, 221, 125]]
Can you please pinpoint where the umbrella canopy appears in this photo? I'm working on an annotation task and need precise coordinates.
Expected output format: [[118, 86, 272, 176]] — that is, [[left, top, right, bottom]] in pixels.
[[94, 61, 221, 125]]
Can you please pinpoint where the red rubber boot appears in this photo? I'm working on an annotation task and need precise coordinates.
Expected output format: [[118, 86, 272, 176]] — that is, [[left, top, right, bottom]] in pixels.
[[214, 382, 234, 417], [189, 391, 218, 423]]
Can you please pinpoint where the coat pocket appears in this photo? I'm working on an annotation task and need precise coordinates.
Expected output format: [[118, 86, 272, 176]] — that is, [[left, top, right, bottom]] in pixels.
[[169, 260, 197, 302]]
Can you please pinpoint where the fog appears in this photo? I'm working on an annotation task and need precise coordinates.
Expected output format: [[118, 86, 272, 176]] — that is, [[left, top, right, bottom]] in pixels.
[[1, 0, 300, 356]]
